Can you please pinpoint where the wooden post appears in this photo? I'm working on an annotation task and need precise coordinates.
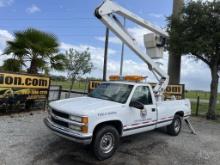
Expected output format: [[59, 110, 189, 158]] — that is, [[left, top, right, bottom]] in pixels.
[[195, 96, 200, 116]]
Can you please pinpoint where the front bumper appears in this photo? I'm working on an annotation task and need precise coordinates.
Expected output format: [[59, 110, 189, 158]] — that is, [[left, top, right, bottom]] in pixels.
[[44, 117, 92, 145]]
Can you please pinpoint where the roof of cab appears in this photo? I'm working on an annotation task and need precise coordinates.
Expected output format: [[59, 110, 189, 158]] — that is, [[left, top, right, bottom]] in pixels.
[[102, 81, 149, 86]]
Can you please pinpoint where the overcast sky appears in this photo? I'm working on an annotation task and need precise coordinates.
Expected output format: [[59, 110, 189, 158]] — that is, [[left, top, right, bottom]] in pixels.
[[0, 0, 215, 91]]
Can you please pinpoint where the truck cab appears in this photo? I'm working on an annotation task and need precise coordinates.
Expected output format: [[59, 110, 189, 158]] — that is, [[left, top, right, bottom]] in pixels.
[[44, 81, 191, 160]]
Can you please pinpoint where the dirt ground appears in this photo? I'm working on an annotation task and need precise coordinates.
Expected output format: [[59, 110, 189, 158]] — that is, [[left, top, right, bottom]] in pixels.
[[0, 110, 220, 165]]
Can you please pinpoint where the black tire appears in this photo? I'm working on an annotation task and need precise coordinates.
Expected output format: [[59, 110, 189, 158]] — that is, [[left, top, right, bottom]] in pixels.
[[92, 126, 119, 160], [167, 115, 182, 136]]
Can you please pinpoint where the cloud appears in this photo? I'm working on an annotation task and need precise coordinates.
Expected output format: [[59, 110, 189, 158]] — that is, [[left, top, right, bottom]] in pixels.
[[180, 56, 211, 91], [93, 26, 212, 91], [0, 54, 13, 66], [0, 28, 213, 91], [60, 42, 116, 55], [60, 42, 117, 74], [60, 41, 159, 81], [0, 0, 13, 7], [57, 42, 215, 91], [127, 26, 151, 47], [95, 36, 122, 45], [156, 52, 211, 91], [0, 29, 14, 49], [60, 42, 151, 78], [26, 4, 41, 14], [105, 59, 154, 81], [0, 29, 14, 66], [95, 26, 151, 47], [155, 53, 212, 91]]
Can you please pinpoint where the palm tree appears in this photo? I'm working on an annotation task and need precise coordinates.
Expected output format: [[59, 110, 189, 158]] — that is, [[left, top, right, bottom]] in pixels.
[[1, 58, 22, 72], [2, 28, 66, 74]]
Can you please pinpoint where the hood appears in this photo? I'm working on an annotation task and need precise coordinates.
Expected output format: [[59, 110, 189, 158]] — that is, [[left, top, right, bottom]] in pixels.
[[49, 96, 122, 116]]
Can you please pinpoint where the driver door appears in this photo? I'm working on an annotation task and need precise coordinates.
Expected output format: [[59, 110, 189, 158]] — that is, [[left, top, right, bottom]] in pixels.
[[125, 85, 157, 134]]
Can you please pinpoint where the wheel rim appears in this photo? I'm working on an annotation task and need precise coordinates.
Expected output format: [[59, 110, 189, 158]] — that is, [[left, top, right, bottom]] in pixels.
[[174, 119, 181, 133], [100, 132, 114, 154]]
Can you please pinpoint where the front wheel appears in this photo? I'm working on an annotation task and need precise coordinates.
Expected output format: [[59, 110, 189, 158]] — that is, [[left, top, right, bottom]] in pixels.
[[167, 115, 182, 136], [92, 126, 119, 160]]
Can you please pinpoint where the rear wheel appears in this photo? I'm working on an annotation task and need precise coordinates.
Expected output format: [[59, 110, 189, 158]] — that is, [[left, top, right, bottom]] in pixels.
[[167, 115, 182, 136], [92, 126, 119, 160]]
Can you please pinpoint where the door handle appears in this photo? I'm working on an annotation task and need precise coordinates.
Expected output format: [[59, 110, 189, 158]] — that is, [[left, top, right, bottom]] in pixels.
[[152, 108, 156, 112]]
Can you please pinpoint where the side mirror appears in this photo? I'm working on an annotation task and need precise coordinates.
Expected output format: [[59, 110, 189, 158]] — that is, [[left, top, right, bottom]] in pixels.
[[129, 101, 144, 110]]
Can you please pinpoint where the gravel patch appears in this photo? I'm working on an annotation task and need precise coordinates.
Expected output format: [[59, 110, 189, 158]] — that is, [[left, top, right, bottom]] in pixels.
[[0, 111, 220, 165]]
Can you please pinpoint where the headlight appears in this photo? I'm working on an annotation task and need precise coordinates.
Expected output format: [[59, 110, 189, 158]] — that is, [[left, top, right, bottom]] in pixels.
[[69, 115, 82, 122], [69, 115, 89, 133], [69, 115, 88, 124]]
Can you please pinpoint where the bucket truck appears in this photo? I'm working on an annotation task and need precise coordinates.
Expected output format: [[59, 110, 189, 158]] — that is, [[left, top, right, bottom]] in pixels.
[[44, 0, 191, 160]]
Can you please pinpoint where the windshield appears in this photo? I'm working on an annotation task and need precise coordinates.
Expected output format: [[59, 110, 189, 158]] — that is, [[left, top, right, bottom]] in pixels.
[[88, 83, 133, 104]]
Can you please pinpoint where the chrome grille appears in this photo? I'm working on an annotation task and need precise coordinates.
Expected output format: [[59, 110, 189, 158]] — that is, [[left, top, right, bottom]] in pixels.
[[52, 109, 69, 119], [51, 116, 68, 128]]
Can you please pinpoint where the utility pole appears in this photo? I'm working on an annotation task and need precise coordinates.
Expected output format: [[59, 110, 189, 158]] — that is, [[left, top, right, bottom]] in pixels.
[[167, 0, 184, 84], [103, 28, 109, 81]]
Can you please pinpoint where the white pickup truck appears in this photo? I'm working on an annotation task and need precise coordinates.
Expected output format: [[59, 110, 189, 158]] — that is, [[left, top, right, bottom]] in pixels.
[[44, 81, 191, 160]]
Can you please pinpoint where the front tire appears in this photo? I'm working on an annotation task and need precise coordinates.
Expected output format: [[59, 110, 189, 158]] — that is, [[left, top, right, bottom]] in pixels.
[[167, 115, 182, 136], [92, 126, 119, 160]]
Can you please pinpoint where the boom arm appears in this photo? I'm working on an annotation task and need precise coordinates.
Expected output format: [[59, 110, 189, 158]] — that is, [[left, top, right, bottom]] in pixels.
[[95, 0, 169, 97]]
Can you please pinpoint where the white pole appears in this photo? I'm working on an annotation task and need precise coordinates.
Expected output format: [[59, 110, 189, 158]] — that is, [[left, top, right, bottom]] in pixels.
[[120, 17, 126, 79]]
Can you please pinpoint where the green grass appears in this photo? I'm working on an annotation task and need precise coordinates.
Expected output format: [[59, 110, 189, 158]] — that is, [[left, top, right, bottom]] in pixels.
[[185, 90, 220, 100], [51, 80, 88, 91], [186, 90, 220, 116], [191, 102, 220, 116]]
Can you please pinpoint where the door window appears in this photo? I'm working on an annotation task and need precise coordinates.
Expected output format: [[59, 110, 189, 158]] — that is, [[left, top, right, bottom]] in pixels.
[[131, 86, 153, 105]]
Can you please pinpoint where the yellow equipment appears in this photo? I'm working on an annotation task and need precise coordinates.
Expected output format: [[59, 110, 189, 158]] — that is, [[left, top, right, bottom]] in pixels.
[[109, 75, 145, 82]]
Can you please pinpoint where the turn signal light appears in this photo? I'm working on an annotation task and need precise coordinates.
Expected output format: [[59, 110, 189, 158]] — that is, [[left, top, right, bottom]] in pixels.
[[81, 125, 88, 133], [81, 117, 88, 124]]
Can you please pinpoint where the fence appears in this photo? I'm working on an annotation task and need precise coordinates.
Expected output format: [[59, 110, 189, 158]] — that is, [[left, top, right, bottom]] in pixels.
[[2, 83, 219, 116], [48, 85, 88, 101], [0, 85, 88, 115], [191, 96, 220, 116]]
